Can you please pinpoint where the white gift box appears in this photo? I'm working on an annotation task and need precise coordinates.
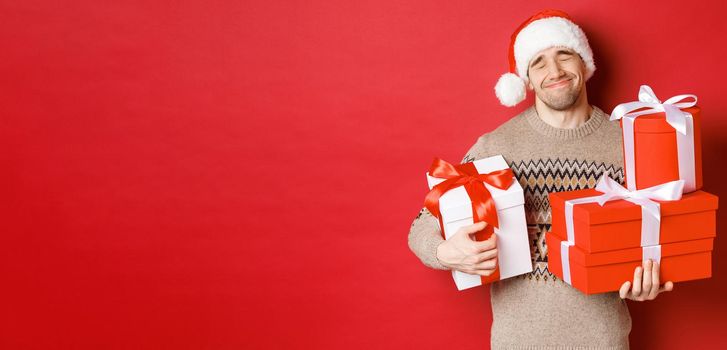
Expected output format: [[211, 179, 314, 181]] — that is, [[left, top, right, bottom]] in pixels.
[[426, 155, 532, 290]]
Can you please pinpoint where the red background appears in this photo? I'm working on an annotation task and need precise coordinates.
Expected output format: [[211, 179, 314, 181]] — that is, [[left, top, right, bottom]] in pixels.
[[2, 1, 727, 349]]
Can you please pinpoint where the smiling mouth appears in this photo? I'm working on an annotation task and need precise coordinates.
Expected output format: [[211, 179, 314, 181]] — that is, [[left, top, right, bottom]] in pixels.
[[545, 79, 572, 89]]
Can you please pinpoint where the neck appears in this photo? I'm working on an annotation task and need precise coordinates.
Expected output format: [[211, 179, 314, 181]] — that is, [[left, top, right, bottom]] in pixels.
[[534, 90, 591, 129]]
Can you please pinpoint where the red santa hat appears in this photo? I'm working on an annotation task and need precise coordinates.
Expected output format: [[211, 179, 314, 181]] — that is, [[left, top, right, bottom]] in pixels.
[[494, 9, 596, 107]]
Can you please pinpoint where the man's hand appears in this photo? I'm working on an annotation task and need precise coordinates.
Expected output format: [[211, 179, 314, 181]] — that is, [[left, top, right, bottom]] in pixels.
[[436, 221, 498, 276], [619, 259, 674, 301]]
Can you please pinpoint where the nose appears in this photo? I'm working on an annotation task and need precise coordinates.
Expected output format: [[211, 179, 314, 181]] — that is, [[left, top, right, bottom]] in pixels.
[[547, 60, 565, 79]]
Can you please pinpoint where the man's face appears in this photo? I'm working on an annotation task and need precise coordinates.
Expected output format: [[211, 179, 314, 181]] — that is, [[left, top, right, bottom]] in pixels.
[[526, 46, 587, 111]]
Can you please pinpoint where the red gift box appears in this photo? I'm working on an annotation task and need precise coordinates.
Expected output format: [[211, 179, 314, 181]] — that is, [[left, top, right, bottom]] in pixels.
[[547, 232, 713, 295], [547, 175, 718, 294], [611, 85, 702, 193], [550, 189, 718, 253]]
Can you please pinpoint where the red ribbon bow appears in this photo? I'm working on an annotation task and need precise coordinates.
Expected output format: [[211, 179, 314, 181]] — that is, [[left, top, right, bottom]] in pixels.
[[424, 158, 514, 238]]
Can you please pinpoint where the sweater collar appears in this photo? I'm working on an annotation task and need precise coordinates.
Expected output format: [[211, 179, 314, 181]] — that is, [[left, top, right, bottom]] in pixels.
[[524, 105, 607, 140]]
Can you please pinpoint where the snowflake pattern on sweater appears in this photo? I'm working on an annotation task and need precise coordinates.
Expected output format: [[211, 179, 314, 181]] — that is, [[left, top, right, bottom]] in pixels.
[[503, 156, 623, 281]]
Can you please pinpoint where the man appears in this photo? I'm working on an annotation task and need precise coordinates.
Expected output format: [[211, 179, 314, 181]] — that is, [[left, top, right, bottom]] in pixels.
[[408, 9, 673, 349]]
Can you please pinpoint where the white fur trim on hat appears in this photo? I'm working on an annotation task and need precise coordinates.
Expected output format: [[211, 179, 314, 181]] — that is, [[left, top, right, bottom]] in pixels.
[[494, 73, 526, 107], [513, 17, 595, 83]]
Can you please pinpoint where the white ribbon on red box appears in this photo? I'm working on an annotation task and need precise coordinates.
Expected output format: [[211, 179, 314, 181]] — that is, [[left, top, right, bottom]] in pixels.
[[559, 175, 684, 285], [610, 85, 698, 192]]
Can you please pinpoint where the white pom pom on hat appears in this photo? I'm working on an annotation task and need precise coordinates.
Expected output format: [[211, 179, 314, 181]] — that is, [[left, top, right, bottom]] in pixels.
[[494, 9, 596, 107], [495, 72, 526, 107]]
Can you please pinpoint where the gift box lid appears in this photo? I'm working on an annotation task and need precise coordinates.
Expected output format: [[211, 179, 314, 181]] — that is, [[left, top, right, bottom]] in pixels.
[[627, 106, 700, 133], [550, 188, 718, 225], [549, 231, 713, 267], [426, 155, 523, 222]]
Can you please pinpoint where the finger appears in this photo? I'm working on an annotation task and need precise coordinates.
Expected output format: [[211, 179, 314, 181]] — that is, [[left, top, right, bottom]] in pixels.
[[619, 281, 631, 299], [474, 234, 497, 251], [472, 263, 496, 276], [474, 257, 497, 271], [642, 260, 653, 298], [488, 233, 498, 247], [658, 281, 674, 294], [462, 221, 487, 235], [475, 248, 498, 263], [631, 265, 643, 297], [476, 269, 495, 277], [648, 260, 661, 299]]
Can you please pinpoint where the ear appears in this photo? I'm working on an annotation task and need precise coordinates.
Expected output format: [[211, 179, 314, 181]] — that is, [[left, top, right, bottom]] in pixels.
[[525, 68, 534, 90]]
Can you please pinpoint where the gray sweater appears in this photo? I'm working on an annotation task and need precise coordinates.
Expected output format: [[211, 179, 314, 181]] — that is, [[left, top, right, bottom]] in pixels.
[[408, 105, 632, 350]]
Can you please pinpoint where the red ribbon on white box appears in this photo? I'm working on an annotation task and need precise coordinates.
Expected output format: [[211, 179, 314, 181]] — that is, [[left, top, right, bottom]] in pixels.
[[610, 85, 698, 192], [559, 175, 684, 285]]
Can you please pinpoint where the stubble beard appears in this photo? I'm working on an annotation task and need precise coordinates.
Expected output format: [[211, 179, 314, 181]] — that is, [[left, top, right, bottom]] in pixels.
[[537, 80, 582, 111]]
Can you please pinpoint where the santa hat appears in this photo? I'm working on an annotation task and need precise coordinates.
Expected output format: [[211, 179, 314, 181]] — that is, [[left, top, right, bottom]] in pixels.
[[494, 9, 595, 107]]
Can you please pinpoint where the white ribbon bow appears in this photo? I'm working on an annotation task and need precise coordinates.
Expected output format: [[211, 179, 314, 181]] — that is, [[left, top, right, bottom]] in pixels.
[[609, 85, 698, 192], [559, 175, 685, 285], [611, 85, 697, 134]]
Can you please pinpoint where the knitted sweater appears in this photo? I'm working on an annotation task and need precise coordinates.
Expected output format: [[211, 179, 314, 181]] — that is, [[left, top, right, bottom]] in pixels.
[[408, 105, 632, 350]]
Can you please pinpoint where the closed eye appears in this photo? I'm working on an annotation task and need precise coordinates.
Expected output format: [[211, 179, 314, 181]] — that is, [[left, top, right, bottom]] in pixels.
[[557, 50, 574, 60]]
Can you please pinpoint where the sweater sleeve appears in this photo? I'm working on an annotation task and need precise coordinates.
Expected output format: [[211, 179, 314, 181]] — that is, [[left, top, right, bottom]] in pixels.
[[407, 206, 448, 270], [407, 136, 486, 270]]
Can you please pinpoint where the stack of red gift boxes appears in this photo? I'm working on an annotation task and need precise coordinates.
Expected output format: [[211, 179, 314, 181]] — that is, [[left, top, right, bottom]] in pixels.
[[547, 85, 719, 295]]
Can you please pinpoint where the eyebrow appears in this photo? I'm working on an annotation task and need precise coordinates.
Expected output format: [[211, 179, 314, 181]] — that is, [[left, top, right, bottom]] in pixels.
[[530, 50, 576, 68], [530, 55, 544, 68]]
